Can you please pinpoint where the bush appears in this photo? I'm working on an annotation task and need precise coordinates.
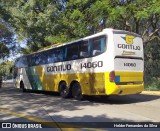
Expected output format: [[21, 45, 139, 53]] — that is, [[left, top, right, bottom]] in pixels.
[[145, 77, 160, 91]]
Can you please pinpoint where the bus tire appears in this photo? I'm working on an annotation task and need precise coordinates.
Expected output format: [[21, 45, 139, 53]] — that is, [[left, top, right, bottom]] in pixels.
[[59, 82, 71, 98], [72, 82, 83, 100], [20, 81, 26, 92]]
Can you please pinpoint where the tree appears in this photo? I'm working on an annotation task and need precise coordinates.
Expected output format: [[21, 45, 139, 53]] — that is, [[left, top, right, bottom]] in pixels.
[[0, 60, 13, 77], [0, 20, 14, 60], [1, 0, 64, 53]]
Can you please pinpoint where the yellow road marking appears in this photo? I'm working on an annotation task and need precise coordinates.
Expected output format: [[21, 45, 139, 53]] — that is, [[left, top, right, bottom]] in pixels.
[[0, 107, 58, 128], [0, 108, 108, 131]]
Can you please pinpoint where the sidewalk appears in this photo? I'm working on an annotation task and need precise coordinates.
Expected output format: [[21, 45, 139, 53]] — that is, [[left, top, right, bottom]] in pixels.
[[2, 79, 14, 84], [141, 91, 160, 96]]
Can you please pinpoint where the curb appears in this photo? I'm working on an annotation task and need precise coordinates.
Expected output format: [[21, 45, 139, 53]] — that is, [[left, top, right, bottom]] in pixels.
[[141, 91, 160, 96]]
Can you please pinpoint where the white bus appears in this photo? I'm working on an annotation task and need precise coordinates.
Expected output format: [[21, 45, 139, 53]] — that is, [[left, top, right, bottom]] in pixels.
[[13, 28, 144, 100]]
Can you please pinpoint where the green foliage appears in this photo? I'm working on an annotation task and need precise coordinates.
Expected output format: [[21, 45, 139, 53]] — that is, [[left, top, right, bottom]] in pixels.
[[0, 21, 13, 59], [0, 0, 159, 47], [0, 0, 16, 60], [145, 77, 160, 91], [0, 60, 13, 77], [45, 35, 67, 44], [0, 44, 9, 59]]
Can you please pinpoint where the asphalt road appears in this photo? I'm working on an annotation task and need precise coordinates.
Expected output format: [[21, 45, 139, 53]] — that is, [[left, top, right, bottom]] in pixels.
[[0, 81, 160, 131]]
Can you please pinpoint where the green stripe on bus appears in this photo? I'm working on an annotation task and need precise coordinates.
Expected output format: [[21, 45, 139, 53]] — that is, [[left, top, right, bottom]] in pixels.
[[25, 67, 44, 90]]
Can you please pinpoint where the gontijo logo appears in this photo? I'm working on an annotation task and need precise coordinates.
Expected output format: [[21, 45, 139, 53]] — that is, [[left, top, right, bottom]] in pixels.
[[118, 35, 140, 50], [122, 35, 135, 44]]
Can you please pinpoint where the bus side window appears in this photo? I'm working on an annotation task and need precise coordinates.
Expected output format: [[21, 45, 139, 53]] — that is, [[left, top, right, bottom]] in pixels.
[[17, 56, 28, 68], [54, 48, 63, 62], [92, 50, 101, 56], [27, 55, 32, 67], [36, 51, 48, 65], [91, 37, 101, 56], [47, 49, 55, 64], [90, 35, 106, 57], [31, 54, 36, 66], [15, 58, 20, 68], [47, 47, 64, 63], [35, 54, 40, 65], [101, 37, 107, 53], [65, 42, 79, 60], [79, 40, 90, 58]]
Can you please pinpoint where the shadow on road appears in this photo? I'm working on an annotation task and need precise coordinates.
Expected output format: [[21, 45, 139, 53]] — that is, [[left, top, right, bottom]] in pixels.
[[13, 89, 160, 105], [83, 94, 160, 104], [1, 83, 160, 105], [0, 83, 160, 128]]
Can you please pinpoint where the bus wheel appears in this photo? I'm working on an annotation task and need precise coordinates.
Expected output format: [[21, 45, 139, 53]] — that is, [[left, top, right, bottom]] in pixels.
[[20, 81, 26, 92], [72, 82, 83, 100], [59, 82, 70, 98]]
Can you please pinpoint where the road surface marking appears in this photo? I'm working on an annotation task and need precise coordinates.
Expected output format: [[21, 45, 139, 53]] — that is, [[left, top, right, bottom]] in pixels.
[[0, 107, 58, 128], [0, 107, 108, 131]]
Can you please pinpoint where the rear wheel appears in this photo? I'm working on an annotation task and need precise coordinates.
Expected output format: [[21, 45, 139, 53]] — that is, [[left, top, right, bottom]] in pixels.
[[72, 82, 83, 100], [59, 82, 71, 98]]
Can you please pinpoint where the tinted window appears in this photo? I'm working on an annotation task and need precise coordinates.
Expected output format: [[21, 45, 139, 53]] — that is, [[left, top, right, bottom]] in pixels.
[[30, 54, 36, 66], [79, 40, 90, 58], [35, 52, 48, 65], [65, 42, 79, 60], [15, 58, 20, 68], [47, 47, 64, 63], [15, 56, 28, 68], [29, 51, 48, 66], [47, 49, 55, 63], [90, 35, 106, 56], [27, 55, 32, 67], [19, 36, 107, 67]]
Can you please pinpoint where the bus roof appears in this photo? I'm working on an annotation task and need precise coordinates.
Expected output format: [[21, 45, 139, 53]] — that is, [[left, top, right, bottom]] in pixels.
[[18, 28, 141, 58]]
